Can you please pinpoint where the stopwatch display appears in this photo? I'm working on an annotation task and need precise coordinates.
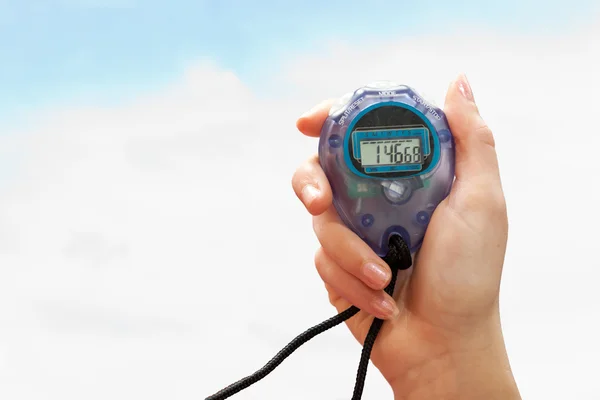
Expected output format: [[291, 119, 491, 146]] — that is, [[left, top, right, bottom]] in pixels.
[[318, 82, 455, 256]]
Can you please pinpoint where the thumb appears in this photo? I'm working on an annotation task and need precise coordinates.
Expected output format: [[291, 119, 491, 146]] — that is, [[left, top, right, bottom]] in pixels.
[[444, 74, 501, 186]]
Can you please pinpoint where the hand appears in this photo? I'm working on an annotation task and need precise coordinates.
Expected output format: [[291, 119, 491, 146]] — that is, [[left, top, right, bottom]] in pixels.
[[292, 75, 521, 399]]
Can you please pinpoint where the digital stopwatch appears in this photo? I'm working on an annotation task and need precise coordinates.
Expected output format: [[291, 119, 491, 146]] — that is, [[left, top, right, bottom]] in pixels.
[[319, 81, 455, 256]]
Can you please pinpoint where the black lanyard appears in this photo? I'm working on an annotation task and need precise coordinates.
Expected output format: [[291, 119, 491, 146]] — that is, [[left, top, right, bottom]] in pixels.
[[205, 234, 412, 400]]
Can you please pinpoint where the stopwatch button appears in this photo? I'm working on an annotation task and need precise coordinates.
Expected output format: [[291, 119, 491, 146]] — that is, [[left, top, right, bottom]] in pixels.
[[382, 181, 413, 204], [361, 214, 375, 227], [386, 181, 407, 196], [438, 129, 451, 143], [416, 211, 430, 225], [328, 134, 342, 148]]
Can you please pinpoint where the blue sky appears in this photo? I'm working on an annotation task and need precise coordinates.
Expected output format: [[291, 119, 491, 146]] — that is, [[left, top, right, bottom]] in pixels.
[[0, 0, 598, 122]]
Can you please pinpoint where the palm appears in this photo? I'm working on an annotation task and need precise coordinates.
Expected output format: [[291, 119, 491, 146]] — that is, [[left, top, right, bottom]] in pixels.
[[325, 190, 507, 385]]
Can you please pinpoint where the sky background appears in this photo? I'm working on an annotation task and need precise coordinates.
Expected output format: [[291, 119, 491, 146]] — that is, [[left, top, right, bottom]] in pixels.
[[1, 1, 600, 399], [1, 0, 600, 120]]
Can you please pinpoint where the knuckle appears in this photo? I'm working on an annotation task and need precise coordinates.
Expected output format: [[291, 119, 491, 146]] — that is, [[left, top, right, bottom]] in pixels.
[[291, 172, 308, 195], [314, 248, 333, 282], [473, 121, 496, 148], [475, 183, 507, 214], [312, 213, 334, 244], [291, 171, 301, 193], [462, 186, 487, 209], [291, 164, 308, 186], [323, 283, 340, 304], [488, 192, 508, 225], [312, 215, 323, 237], [490, 189, 507, 213], [292, 155, 318, 179], [464, 184, 507, 217]]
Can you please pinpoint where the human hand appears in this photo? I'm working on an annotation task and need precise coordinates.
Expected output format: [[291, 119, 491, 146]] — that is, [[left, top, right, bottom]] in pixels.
[[292, 75, 521, 399]]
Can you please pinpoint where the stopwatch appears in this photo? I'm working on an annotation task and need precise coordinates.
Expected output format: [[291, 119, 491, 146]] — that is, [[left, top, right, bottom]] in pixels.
[[319, 81, 455, 256]]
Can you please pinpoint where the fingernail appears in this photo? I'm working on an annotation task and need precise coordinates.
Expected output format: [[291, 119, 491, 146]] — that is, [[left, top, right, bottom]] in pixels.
[[301, 185, 320, 207], [372, 296, 400, 320], [362, 262, 391, 288], [457, 74, 475, 102]]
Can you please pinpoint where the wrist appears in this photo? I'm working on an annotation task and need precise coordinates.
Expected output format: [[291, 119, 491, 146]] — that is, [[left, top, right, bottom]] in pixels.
[[390, 317, 521, 400]]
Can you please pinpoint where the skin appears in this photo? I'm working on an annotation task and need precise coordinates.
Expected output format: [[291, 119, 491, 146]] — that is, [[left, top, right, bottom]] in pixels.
[[291, 75, 522, 399]]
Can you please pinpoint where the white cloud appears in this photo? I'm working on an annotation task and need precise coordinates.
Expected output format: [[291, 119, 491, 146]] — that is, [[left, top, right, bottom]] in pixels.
[[1, 20, 599, 399]]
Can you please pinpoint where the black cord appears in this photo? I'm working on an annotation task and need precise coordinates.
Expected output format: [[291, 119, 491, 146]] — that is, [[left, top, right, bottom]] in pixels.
[[351, 234, 412, 400], [205, 235, 412, 400], [205, 306, 360, 400]]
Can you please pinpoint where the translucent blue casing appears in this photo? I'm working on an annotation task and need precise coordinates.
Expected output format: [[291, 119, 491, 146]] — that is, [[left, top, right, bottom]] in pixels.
[[318, 82, 455, 256]]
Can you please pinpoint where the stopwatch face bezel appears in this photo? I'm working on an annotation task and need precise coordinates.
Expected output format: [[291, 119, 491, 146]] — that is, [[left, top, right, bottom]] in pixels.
[[343, 102, 440, 180]]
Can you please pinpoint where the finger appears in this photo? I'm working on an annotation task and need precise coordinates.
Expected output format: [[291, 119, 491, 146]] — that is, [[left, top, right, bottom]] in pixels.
[[315, 247, 399, 320], [443, 74, 501, 185], [323, 282, 351, 313], [291, 154, 333, 216], [323, 282, 376, 346], [296, 99, 336, 137], [313, 206, 392, 291]]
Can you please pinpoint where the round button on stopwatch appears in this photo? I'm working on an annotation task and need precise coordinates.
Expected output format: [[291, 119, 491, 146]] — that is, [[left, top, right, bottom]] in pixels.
[[318, 82, 455, 256]]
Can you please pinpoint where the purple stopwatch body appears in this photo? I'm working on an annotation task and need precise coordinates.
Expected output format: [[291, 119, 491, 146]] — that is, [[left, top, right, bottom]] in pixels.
[[318, 81, 455, 257]]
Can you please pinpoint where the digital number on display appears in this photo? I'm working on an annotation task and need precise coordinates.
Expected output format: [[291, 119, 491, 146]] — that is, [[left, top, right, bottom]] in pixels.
[[359, 138, 422, 166]]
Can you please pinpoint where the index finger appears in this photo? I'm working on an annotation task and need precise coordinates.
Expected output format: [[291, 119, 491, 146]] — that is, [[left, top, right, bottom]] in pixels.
[[313, 206, 393, 289], [296, 99, 336, 137]]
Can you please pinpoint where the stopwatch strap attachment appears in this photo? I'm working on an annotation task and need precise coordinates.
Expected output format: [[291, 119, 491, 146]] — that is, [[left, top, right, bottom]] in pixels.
[[204, 235, 412, 400], [351, 234, 412, 400]]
